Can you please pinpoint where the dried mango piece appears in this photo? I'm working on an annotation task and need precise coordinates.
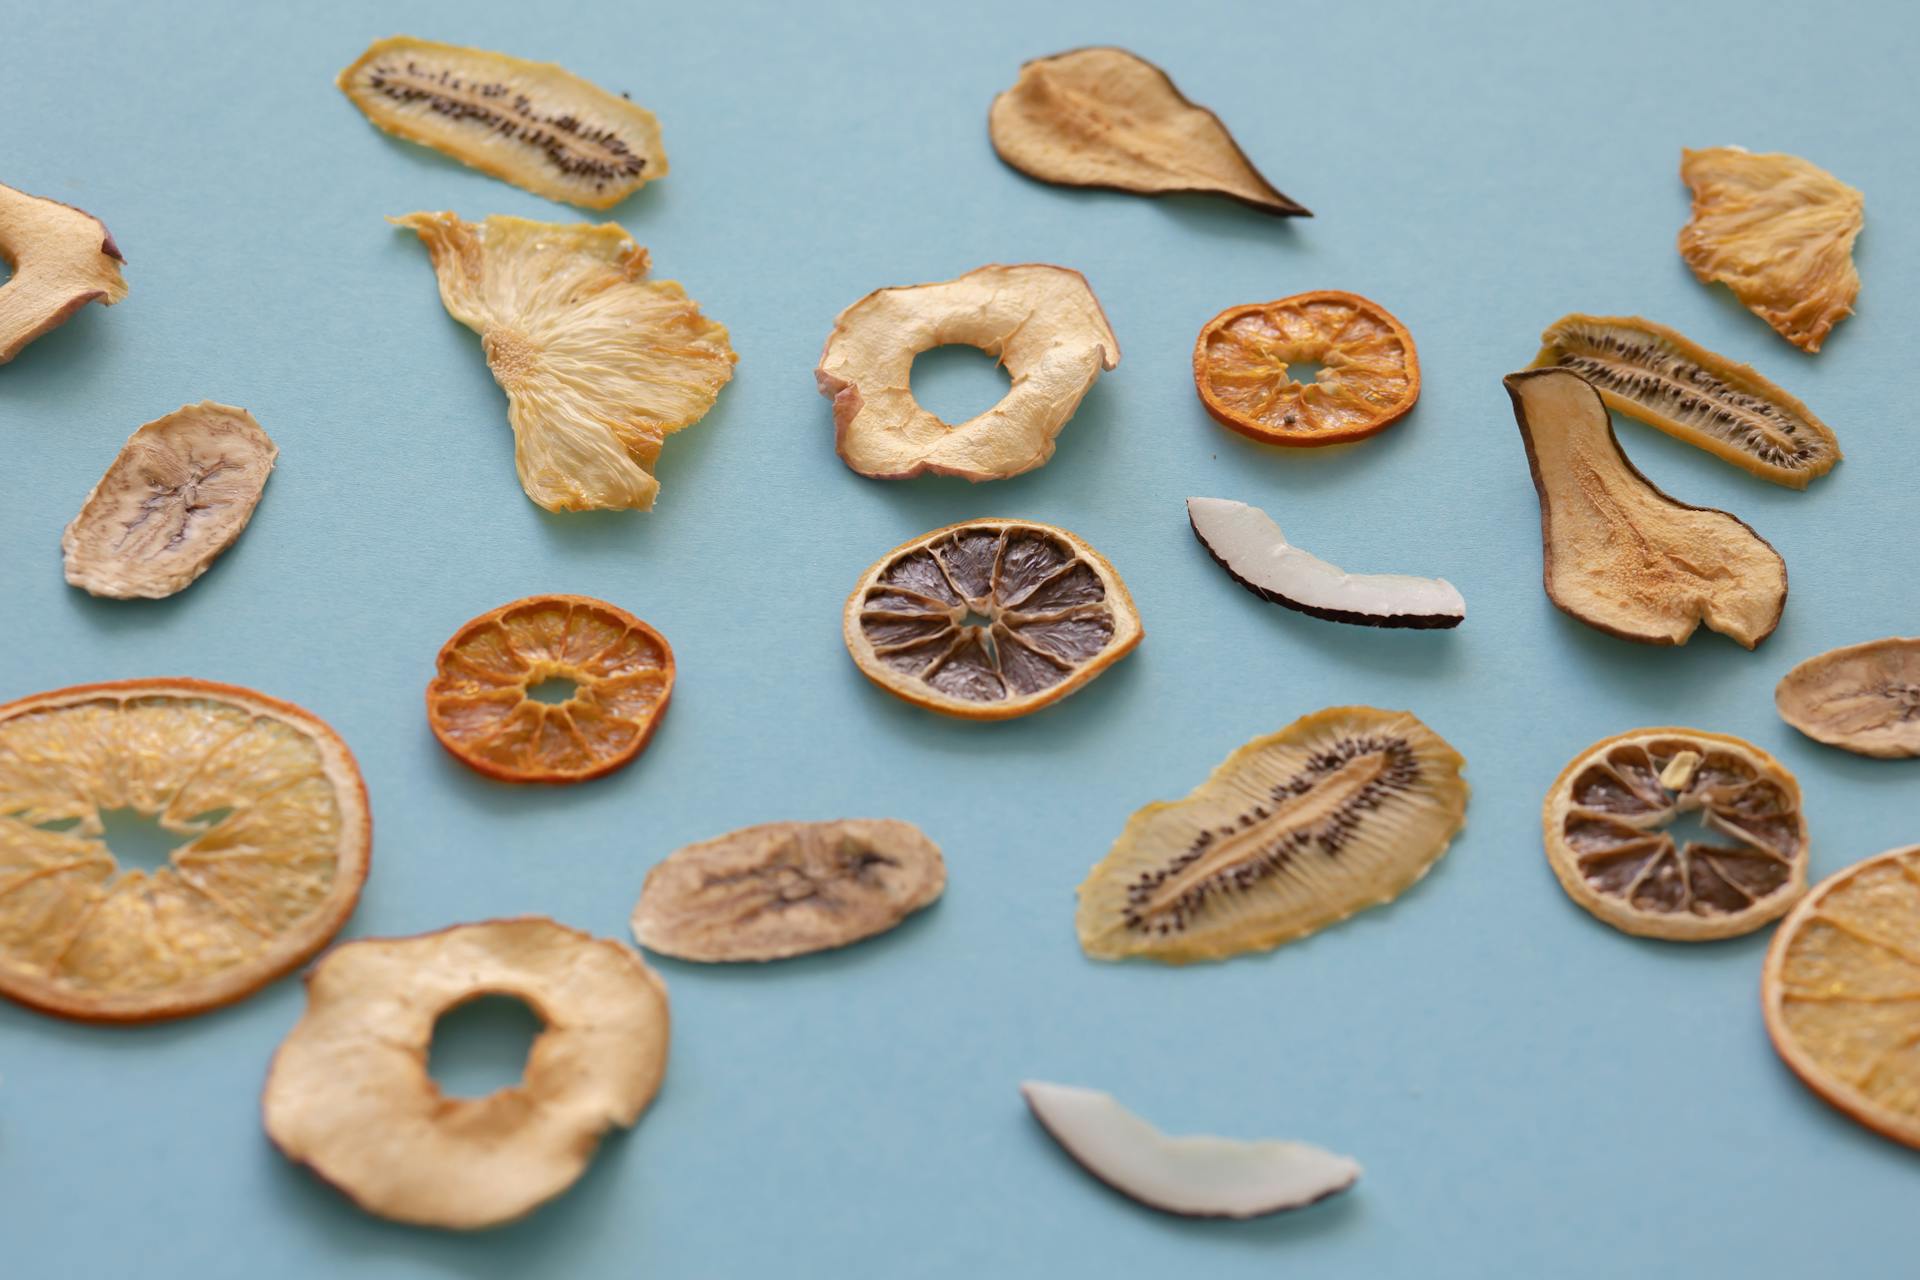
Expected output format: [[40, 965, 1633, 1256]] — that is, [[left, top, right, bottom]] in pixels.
[[1776, 637, 1920, 758], [396, 212, 734, 512], [338, 37, 665, 209], [0, 181, 127, 364], [1678, 147, 1862, 353]]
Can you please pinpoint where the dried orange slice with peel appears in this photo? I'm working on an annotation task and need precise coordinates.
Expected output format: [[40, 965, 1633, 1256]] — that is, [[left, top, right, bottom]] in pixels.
[[427, 594, 672, 783], [1194, 291, 1419, 447], [0, 679, 370, 1022], [844, 519, 1142, 721]]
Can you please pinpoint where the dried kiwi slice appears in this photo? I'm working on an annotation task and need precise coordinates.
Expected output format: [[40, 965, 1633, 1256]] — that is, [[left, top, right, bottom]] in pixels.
[[1076, 707, 1468, 963], [1533, 315, 1839, 488]]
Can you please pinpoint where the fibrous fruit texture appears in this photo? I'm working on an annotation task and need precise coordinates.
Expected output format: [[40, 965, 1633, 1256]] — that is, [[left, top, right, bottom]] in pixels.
[[815, 264, 1118, 482], [632, 819, 945, 962], [62, 402, 276, 599], [1021, 1081, 1359, 1219], [1076, 707, 1467, 964], [1679, 146, 1862, 353], [988, 47, 1308, 216], [396, 211, 734, 512], [0, 680, 370, 1022], [1776, 638, 1920, 758], [338, 36, 666, 209], [263, 917, 669, 1229], [0, 181, 127, 364], [1543, 728, 1807, 941], [1505, 368, 1787, 649], [843, 519, 1142, 721]]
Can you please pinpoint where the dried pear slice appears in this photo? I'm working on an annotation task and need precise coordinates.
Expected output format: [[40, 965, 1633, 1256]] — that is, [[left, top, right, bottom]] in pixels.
[[989, 47, 1308, 217], [1533, 315, 1839, 488], [815, 264, 1118, 481], [1776, 638, 1920, 758], [632, 819, 945, 962], [0, 181, 127, 364], [1679, 147, 1862, 353], [1505, 368, 1787, 649], [1076, 707, 1468, 964], [338, 37, 666, 209], [396, 212, 734, 512], [61, 402, 276, 599]]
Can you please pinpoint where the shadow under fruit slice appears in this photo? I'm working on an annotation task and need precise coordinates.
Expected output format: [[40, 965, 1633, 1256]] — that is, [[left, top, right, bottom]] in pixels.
[[989, 47, 1308, 217], [1543, 728, 1806, 940], [0, 679, 370, 1022], [263, 917, 669, 1229], [1194, 291, 1418, 447], [1763, 846, 1920, 1151], [396, 211, 735, 512], [1076, 707, 1467, 964], [1505, 368, 1787, 649], [843, 519, 1142, 721], [632, 819, 945, 962], [427, 594, 672, 784], [0, 181, 127, 364], [337, 36, 666, 209], [1533, 314, 1839, 488], [1776, 637, 1920, 758]]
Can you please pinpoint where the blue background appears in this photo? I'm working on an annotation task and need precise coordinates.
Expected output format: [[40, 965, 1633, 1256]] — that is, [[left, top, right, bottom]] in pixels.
[[2, 0, 1915, 1274]]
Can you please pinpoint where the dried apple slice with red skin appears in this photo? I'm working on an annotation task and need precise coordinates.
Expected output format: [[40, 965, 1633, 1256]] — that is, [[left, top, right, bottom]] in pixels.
[[0, 181, 127, 364], [1775, 638, 1920, 758]]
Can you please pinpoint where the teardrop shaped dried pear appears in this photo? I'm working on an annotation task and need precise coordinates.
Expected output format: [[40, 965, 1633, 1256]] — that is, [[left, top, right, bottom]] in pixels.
[[1678, 147, 1862, 353], [989, 47, 1308, 217], [1505, 368, 1787, 649], [0, 181, 127, 364], [1776, 637, 1920, 758], [338, 36, 665, 209], [1076, 707, 1467, 964], [1533, 315, 1838, 488]]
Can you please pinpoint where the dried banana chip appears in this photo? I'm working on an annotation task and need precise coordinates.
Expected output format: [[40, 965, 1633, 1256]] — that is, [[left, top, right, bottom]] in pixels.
[[1776, 638, 1920, 758], [0, 181, 127, 364]]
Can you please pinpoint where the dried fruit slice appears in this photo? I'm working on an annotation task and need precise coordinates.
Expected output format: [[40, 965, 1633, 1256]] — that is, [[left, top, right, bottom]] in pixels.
[[987, 47, 1308, 217], [1776, 638, 1920, 758], [1679, 147, 1863, 353], [426, 594, 672, 784], [396, 212, 734, 512], [0, 181, 127, 364], [61, 402, 276, 599], [1076, 707, 1467, 963], [632, 819, 944, 962], [0, 679, 369, 1022], [1021, 1081, 1359, 1219], [337, 36, 666, 209], [1194, 292, 1418, 447], [815, 264, 1118, 481], [1533, 315, 1839, 488], [263, 917, 669, 1228], [1543, 728, 1807, 940], [1187, 497, 1463, 629], [1506, 368, 1787, 649], [1764, 846, 1920, 1150], [843, 519, 1141, 721]]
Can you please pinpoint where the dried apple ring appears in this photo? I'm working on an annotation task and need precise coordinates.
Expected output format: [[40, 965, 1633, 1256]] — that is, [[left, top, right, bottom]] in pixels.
[[427, 594, 672, 783], [0, 181, 127, 364], [1194, 291, 1419, 447], [815, 264, 1119, 481]]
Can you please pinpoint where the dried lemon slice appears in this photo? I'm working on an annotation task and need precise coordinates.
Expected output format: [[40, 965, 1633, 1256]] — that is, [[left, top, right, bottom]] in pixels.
[[396, 212, 735, 512], [0, 679, 369, 1022], [0, 181, 127, 364], [1764, 847, 1920, 1150], [1776, 637, 1920, 758], [427, 594, 672, 784], [1543, 728, 1807, 940], [843, 519, 1141, 720], [1194, 291, 1418, 447]]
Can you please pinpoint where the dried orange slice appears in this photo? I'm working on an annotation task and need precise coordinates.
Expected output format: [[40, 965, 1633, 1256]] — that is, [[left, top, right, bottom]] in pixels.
[[427, 595, 672, 783], [0, 679, 370, 1022], [1193, 291, 1419, 447], [843, 519, 1142, 721], [1764, 846, 1920, 1150]]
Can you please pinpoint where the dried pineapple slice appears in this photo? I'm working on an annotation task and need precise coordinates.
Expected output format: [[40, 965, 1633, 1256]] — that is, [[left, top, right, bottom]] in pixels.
[[396, 212, 735, 512]]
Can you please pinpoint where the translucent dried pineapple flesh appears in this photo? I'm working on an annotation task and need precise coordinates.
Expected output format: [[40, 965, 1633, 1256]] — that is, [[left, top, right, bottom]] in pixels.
[[397, 212, 735, 512], [1077, 707, 1468, 964], [0, 181, 127, 364], [1776, 638, 1920, 758], [339, 36, 666, 209], [1679, 147, 1862, 353]]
